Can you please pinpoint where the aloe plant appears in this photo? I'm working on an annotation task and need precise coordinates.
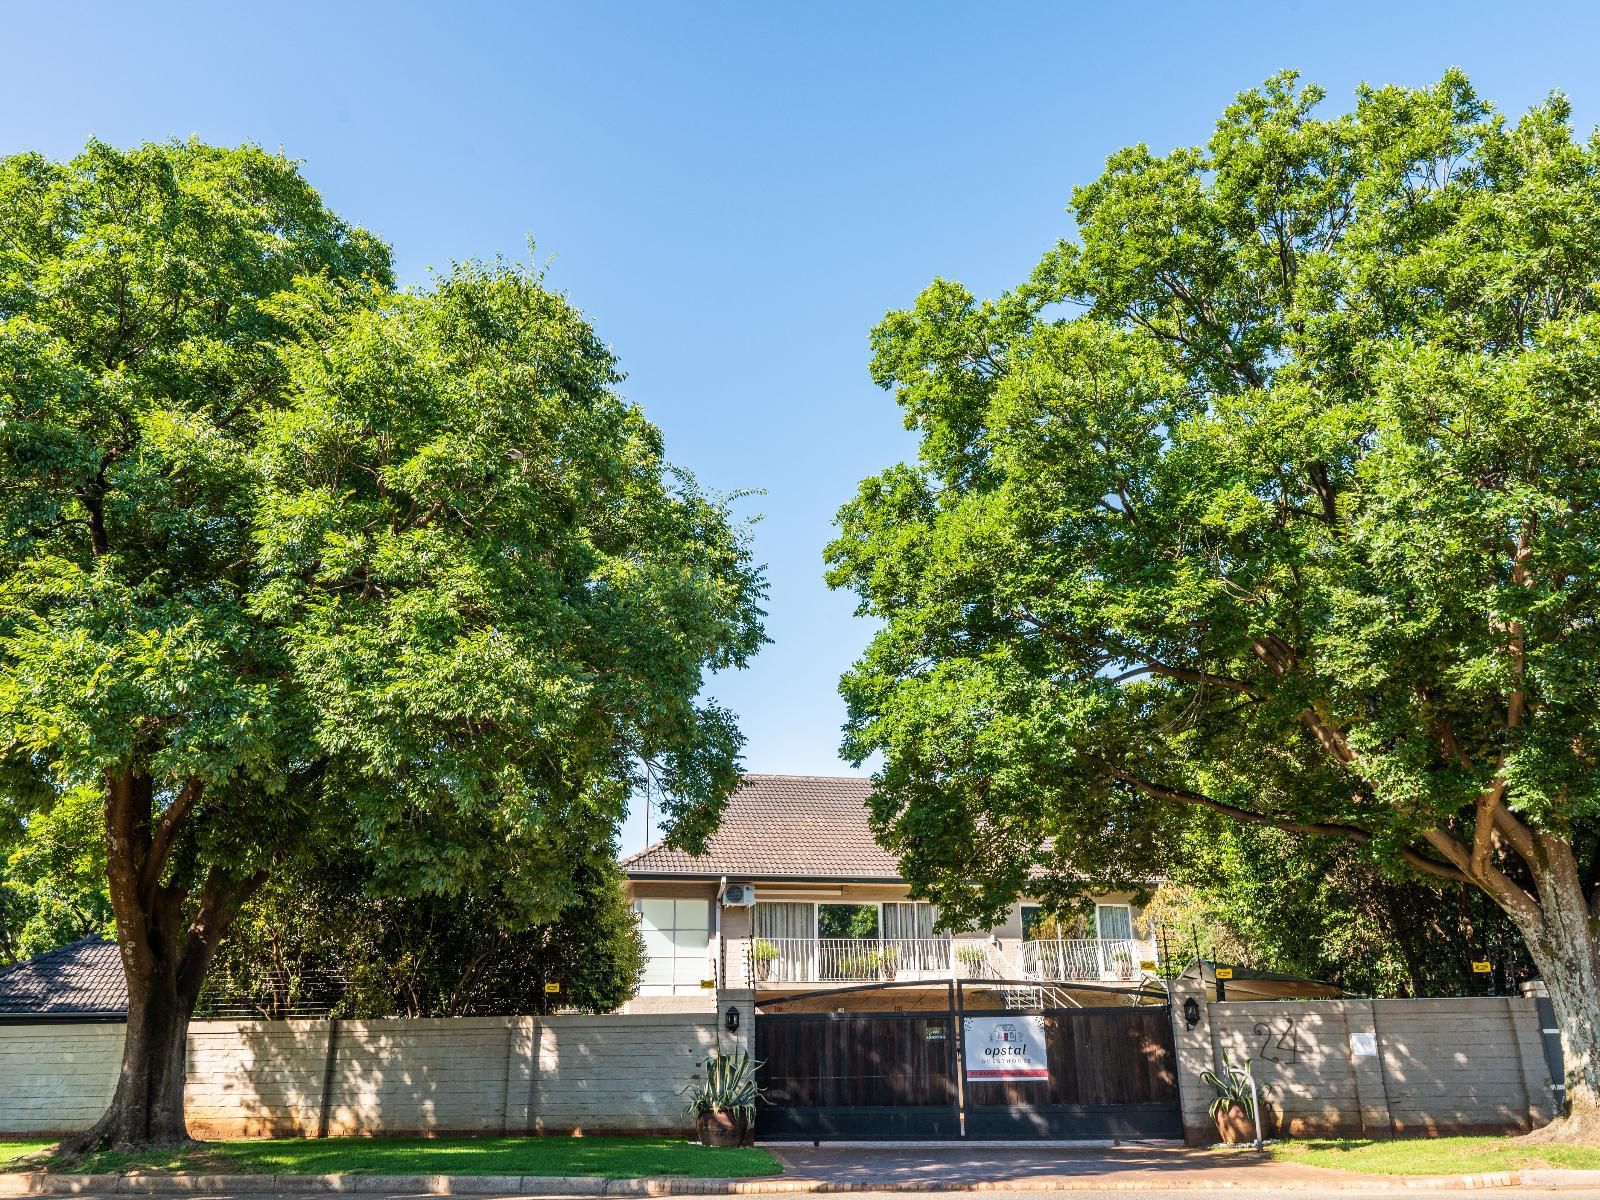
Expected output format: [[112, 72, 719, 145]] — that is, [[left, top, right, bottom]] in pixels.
[[1200, 1049, 1257, 1120], [681, 1048, 763, 1125]]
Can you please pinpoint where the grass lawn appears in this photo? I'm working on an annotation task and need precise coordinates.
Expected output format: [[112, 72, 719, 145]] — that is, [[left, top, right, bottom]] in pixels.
[[0, 1136, 781, 1179], [0, 1144, 56, 1168], [1271, 1136, 1600, 1175]]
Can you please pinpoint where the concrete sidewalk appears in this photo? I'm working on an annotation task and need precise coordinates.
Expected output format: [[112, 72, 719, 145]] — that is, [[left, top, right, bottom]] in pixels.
[[6, 1144, 1600, 1196]]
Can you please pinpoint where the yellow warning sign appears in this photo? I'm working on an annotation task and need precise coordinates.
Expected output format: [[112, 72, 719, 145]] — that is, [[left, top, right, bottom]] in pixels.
[[1471, 960, 1493, 974], [1214, 967, 1234, 980], [544, 982, 561, 993]]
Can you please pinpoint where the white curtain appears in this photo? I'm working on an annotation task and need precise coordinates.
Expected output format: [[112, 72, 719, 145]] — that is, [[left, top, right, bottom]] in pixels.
[[883, 901, 939, 940], [754, 902, 814, 940]]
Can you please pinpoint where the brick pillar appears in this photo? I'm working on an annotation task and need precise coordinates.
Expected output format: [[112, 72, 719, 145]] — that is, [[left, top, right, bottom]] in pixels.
[[718, 987, 756, 1060], [1169, 976, 1216, 1145]]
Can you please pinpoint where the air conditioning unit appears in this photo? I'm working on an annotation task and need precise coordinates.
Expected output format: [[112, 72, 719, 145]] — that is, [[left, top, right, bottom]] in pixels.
[[721, 883, 756, 907]]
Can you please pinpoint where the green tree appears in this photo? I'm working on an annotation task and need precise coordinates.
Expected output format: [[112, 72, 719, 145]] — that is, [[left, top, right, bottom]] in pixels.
[[0, 788, 113, 965], [1144, 820, 1531, 998], [828, 72, 1600, 1137], [0, 141, 764, 1148], [206, 855, 645, 1019]]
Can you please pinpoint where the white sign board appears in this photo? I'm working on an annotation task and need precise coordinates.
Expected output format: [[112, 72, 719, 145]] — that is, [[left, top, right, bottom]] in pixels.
[[963, 1015, 1050, 1081], [1349, 1031, 1378, 1058]]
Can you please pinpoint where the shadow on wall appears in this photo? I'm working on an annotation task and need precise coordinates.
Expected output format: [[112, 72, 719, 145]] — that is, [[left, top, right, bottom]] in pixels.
[[182, 1011, 731, 1138], [1211, 998, 1553, 1138], [186, 1020, 332, 1139]]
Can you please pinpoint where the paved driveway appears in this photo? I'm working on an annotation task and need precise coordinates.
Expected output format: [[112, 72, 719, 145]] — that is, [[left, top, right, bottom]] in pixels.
[[764, 1143, 1406, 1190]]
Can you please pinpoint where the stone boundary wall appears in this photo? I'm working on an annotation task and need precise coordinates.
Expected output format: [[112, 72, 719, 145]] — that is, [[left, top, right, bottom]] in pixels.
[[1169, 979, 1557, 1144], [0, 991, 755, 1138]]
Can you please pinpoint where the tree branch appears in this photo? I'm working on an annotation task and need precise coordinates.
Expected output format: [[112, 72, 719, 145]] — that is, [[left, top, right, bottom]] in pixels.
[[1088, 757, 1371, 839], [140, 779, 201, 909]]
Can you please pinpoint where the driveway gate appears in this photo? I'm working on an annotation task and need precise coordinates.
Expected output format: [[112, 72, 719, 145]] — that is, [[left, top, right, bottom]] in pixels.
[[754, 980, 1180, 1141]]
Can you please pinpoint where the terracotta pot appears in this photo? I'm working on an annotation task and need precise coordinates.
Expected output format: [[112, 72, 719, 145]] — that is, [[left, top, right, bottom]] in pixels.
[[754, 960, 772, 982], [696, 1110, 746, 1147], [1213, 1100, 1274, 1144]]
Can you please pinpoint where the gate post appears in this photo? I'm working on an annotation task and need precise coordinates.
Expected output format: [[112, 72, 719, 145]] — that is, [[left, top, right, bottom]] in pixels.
[[1169, 976, 1216, 1145], [719, 986, 756, 1060]]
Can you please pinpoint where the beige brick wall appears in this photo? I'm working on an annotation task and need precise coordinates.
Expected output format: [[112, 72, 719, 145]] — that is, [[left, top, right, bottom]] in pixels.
[[0, 1022, 123, 1136], [1172, 991, 1556, 1143], [0, 1008, 732, 1138]]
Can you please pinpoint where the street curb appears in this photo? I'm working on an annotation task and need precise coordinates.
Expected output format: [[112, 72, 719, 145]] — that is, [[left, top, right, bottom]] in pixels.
[[6, 1169, 1600, 1195]]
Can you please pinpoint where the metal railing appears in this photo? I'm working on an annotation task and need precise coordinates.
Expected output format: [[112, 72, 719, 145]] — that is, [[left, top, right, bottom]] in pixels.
[[748, 936, 1001, 984], [1018, 938, 1154, 982]]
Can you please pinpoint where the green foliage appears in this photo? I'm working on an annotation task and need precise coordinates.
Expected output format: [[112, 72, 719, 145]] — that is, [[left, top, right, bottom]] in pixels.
[[204, 854, 645, 1018], [0, 788, 111, 964], [827, 71, 1600, 938], [681, 1048, 763, 1124], [748, 938, 779, 964], [1146, 818, 1531, 996], [0, 139, 765, 1028], [817, 903, 879, 938]]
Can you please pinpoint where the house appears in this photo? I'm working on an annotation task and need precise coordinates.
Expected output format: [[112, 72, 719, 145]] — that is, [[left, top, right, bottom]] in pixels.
[[0, 935, 126, 1022], [620, 774, 1161, 1013]]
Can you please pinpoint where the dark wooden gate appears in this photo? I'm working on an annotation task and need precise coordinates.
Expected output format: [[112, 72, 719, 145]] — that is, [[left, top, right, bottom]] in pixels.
[[754, 985, 1180, 1141], [959, 1005, 1181, 1139], [755, 1010, 960, 1139]]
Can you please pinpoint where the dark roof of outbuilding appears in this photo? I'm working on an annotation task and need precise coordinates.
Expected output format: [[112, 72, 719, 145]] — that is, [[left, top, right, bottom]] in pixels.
[[621, 774, 903, 881], [0, 935, 127, 1017]]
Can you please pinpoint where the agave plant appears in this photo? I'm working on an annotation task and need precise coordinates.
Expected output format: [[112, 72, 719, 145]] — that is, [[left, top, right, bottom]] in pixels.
[[1199, 1048, 1257, 1120], [682, 1047, 763, 1124]]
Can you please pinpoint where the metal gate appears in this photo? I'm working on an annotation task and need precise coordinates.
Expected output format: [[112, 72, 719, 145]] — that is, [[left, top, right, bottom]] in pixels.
[[754, 980, 1180, 1141]]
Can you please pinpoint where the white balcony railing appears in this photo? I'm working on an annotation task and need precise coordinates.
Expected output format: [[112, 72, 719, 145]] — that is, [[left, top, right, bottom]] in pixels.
[[748, 937, 1000, 984], [1019, 937, 1154, 982]]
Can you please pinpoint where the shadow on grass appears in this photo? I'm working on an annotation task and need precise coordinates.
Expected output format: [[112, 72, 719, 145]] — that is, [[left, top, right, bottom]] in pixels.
[[10, 1136, 781, 1180]]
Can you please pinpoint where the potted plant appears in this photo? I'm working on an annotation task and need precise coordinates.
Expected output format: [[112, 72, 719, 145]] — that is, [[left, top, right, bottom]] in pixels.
[[880, 944, 900, 981], [837, 950, 881, 980], [955, 943, 989, 978], [682, 1048, 762, 1147], [1201, 1050, 1272, 1144], [749, 939, 779, 982]]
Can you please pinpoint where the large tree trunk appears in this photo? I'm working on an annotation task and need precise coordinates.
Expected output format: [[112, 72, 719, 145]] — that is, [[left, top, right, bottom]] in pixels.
[[64, 769, 250, 1153], [1500, 839, 1600, 1141], [77, 962, 197, 1147]]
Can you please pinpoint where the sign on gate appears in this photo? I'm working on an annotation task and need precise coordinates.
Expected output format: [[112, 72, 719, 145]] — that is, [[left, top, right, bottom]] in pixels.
[[963, 1015, 1049, 1081]]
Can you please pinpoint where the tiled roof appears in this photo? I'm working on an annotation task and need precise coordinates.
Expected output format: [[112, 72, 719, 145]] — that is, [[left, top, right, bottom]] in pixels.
[[0, 935, 127, 1017], [621, 774, 903, 881]]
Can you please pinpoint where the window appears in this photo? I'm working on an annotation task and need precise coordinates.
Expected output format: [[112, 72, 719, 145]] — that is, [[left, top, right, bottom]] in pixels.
[[635, 898, 712, 996], [817, 903, 880, 938], [1095, 903, 1134, 942], [882, 902, 939, 941]]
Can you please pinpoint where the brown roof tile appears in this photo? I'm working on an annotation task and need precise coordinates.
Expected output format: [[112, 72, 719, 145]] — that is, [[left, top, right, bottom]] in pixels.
[[621, 774, 903, 881]]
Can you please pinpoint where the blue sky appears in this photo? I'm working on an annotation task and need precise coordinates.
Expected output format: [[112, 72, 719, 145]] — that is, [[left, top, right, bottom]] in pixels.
[[5, 1, 1598, 856]]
